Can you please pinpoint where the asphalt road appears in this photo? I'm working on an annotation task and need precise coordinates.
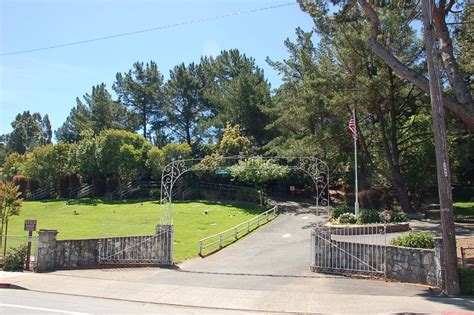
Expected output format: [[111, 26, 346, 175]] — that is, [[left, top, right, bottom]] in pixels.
[[0, 289, 265, 315]]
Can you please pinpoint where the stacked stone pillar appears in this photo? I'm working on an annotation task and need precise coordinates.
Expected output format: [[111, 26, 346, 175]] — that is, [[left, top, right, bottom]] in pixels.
[[36, 229, 58, 272]]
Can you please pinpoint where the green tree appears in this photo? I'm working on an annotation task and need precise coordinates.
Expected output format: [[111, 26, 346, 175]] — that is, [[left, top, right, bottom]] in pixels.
[[164, 62, 211, 146], [55, 102, 91, 143], [298, 0, 474, 131], [56, 84, 135, 142], [218, 122, 251, 156], [69, 131, 101, 181], [266, 28, 342, 158], [203, 50, 273, 147], [114, 61, 165, 140], [6, 111, 52, 154], [24, 143, 73, 187], [230, 157, 288, 205], [147, 143, 192, 180], [117, 144, 142, 183], [0, 182, 22, 256], [1, 153, 28, 180], [96, 129, 149, 183]]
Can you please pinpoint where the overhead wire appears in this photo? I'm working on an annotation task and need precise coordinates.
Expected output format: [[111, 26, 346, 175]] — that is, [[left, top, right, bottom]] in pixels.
[[1, 2, 296, 57]]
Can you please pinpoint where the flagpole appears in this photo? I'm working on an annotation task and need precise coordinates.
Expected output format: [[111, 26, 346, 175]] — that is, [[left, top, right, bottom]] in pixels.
[[353, 108, 359, 216]]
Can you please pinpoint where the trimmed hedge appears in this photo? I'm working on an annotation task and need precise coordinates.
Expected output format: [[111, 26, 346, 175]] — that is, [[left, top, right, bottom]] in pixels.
[[390, 232, 434, 249]]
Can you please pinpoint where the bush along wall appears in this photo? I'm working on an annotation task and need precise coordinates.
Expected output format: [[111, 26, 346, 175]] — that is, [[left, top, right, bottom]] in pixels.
[[460, 268, 474, 295]]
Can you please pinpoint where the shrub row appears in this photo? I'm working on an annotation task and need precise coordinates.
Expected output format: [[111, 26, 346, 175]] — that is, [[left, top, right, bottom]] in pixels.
[[390, 232, 434, 249], [331, 206, 408, 225]]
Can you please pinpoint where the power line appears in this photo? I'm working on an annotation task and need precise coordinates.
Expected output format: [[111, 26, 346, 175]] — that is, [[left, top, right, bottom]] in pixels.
[[1, 2, 296, 57]]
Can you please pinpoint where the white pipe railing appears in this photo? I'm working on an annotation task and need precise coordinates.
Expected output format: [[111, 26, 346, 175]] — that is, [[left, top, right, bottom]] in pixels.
[[198, 203, 278, 256]]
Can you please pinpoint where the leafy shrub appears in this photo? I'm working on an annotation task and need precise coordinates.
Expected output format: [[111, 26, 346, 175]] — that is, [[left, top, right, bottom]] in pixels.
[[27, 179, 41, 192], [12, 175, 28, 195], [379, 210, 392, 223], [3, 245, 27, 271], [331, 206, 354, 219], [58, 174, 69, 198], [357, 209, 381, 224], [337, 213, 357, 224], [460, 268, 474, 295], [390, 232, 434, 249], [391, 211, 408, 223]]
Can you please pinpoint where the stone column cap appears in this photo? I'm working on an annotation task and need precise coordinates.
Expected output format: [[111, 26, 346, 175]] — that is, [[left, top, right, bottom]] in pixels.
[[38, 229, 59, 234]]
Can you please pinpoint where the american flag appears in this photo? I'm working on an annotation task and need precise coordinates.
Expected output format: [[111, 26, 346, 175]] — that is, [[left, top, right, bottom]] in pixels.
[[348, 116, 358, 141]]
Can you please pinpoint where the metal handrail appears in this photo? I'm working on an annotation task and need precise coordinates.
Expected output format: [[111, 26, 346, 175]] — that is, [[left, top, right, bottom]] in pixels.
[[198, 203, 278, 256]]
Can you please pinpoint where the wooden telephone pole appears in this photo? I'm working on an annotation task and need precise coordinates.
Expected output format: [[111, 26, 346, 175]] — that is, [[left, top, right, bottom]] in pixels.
[[421, 0, 460, 295]]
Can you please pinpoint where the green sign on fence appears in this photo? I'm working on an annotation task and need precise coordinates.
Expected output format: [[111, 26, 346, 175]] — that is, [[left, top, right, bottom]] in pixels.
[[215, 168, 230, 175]]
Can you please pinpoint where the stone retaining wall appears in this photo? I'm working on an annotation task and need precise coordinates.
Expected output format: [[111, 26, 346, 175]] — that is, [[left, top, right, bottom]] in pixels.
[[55, 239, 100, 268], [385, 245, 437, 285], [311, 228, 443, 288], [35, 224, 173, 272]]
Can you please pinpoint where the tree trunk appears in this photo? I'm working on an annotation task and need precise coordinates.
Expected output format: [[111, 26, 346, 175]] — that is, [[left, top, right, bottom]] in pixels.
[[422, 0, 460, 295], [142, 108, 147, 139], [357, 0, 474, 132], [376, 103, 415, 214], [433, 6, 474, 110], [0, 219, 4, 255], [392, 169, 415, 214], [3, 219, 8, 257], [185, 121, 192, 147]]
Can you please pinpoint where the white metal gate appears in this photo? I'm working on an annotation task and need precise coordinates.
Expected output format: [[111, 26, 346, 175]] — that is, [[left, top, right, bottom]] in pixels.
[[98, 225, 173, 265], [311, 226, 387, 276]]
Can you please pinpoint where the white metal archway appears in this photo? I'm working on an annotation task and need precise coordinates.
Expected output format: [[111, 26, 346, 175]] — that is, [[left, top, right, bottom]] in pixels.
[[160, 156, 329, 224]]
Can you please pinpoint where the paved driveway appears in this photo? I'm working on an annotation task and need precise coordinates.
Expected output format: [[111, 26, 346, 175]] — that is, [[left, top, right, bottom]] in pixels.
[[180, 204, 325, 276]]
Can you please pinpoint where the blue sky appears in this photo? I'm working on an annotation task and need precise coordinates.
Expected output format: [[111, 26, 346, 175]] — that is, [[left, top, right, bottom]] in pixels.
[[0, 0, 315, 136]]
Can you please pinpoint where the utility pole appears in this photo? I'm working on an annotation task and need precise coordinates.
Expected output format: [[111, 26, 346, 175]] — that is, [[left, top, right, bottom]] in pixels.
[[421, 0, 460, 295]]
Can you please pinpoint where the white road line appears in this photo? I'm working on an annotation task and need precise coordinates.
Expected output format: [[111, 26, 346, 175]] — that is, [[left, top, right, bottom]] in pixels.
[[0, 303, 90, 315], [282, 233, 291, 238]]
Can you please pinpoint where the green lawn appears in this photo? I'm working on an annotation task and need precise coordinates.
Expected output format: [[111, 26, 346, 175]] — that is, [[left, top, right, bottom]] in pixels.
[[454, 202, 474, 217], [2, 198, 262, 262]]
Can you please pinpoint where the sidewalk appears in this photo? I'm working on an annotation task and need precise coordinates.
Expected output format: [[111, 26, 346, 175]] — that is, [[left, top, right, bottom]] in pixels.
[[1, 270, 473, 314]]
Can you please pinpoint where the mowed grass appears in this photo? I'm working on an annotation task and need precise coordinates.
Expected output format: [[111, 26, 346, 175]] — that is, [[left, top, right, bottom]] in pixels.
[[454, 202, 474, 217], [3, 198, 262, 262]]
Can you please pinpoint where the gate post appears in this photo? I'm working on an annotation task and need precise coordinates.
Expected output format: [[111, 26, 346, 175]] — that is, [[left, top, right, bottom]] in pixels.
[[434, 237, 445, 291], [156, 224, 174, 265], [35, 229, 58, 272], [311, 228, 332, 272]]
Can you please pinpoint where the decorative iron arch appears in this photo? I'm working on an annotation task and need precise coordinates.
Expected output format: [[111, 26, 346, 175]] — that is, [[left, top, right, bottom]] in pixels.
[[160, 156, 329, 224]]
